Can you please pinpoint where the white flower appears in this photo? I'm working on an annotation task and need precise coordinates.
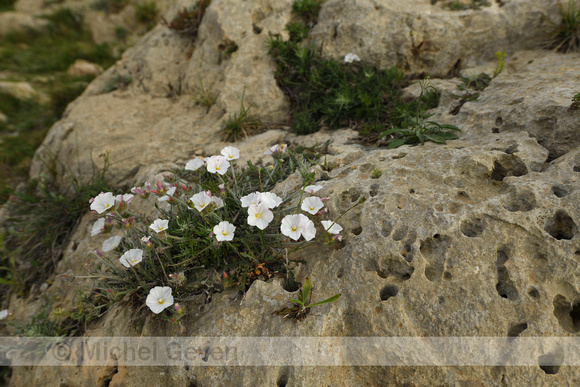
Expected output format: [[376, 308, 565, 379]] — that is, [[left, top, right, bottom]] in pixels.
[[119, 249, 143, 268], [211, 196, 224, 209], [280, 214, 304, 241], [220, 146, 240, 161], [321, 220, 343, 235], [344, 53, 361, 63], [301, 196, 324, 215], [205, 155, 230, 175], [150, 219, 169, 233], [281, 214, 316, 241], [213, 221, 236, 242], [90, 192, 115, 214], [260, 192, 283, 208], [146, 286, 174, 314], [247, 203, 274, 230], [264, 144, 288, 155], [185, 158, 204, 171], [102, 235, 122, 252], [189, 191, 212, 212], [304, 185, 323, 194], [301, 215, 316, 241], [158, 186, 176, 202], [115, 193, 134, 204], [240, 192, 262, 208], [0, 309, 11, 320], [91, 218, 105, 236]]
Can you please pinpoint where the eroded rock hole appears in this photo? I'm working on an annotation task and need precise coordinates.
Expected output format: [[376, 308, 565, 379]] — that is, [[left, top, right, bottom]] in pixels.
[[352, 226, 363, 236], [282, 278, 300, 292], [496, 248, 518, 300], [502, 189, 536, 212], [392, 225, 408, 241], [508, 322, 528, 338], [528, 287, 540, 299], [252, 24, 262, 34], [504, 144, 518, 154], [544, 210, 577, 240], [553, 295, 579, 333], [380, 285, 398, 301], [496, 267, 519, 300], [370, 183, 380, 197], [538, 350, 564, 375], [277, 373, 289, 387], [443, 271, 452, 280], [461, 218, 485, 237], [392, 153, 407, 159], [573, 165, 580, 172], [551, 185, 568, 198], [490, 157, 528, 181], [381, 221, 393, 237], [495, 117, 503, 126]]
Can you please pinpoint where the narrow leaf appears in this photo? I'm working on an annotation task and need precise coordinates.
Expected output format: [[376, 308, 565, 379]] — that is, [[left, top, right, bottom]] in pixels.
[[306, 294, 341, 308], [387, 138, 406, 149]]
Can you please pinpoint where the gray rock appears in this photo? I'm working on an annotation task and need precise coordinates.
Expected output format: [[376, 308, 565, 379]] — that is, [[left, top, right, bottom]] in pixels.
[[311, 0, 557, 76]]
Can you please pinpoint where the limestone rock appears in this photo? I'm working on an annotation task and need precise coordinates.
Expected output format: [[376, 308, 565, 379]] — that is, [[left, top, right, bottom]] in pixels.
[[66, 59, 104, 77], [7, 0, 580, 385], [0, 11, 47, 35], [311, 0, 557, 76], [0, 81, 37, 100]]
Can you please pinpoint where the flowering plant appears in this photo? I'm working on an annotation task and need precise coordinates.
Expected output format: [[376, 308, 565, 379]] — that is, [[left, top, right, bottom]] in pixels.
[[83, 145, 361, 317]]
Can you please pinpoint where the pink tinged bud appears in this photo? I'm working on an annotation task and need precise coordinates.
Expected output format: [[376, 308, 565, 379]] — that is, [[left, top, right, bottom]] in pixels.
[[108, 288, 113, 293], [333, 235, 343, 241], [321, 197, 330, 201], [95, 250, 104, 258], [122, 218, 129, 227], [175, 303, 182, 312], [209, 232, 215, 237], [89, 197, 95, 204], [310, 168, 315, 173], [205, 190, 212, 197]]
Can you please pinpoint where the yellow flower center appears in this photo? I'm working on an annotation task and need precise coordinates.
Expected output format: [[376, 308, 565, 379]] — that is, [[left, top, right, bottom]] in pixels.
[[222, 231, 228, 236], [131, 259, 138, 264], [310, 206, 315, 211], [256, 213, 262, 219], [158, 299, 164, 305], [291, 226, 297, 232], [215, 166, 220, 170], [104, 203, 110, 209], [200, 203, 205, 208]]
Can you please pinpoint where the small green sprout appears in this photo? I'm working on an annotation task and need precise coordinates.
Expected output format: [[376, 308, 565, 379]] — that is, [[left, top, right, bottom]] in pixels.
[[493, 51, 507, 78], [274, 278, 341, 321], [371, 169, 382, 179]]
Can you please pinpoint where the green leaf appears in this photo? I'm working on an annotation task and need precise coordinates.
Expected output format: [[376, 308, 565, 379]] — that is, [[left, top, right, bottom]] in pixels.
[[437, 131, 460, 139], [302, 277, 311, 304], [387, 138, 407, 149], [380, 128, 401, 137], [417, 131, 425, 145], [424, 134, 447, 143], [289, 299, 305, 308], [306, 293, 341, 308]]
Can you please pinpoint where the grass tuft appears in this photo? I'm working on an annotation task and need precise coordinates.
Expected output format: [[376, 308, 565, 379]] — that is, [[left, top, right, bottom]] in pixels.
[[545, 0, 580, 53]]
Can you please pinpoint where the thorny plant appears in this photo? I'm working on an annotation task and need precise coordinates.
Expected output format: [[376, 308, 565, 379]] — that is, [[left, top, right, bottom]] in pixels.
[[380, 76, 460, 148]]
